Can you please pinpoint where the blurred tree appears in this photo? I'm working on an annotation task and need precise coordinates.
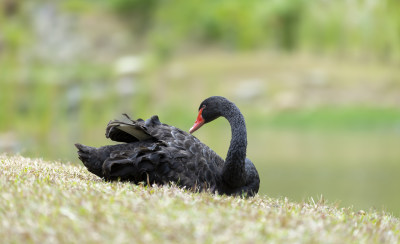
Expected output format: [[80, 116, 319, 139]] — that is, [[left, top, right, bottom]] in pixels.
[[271, 0, 305, 51], [3, 0, 19, 17], [108, 0, 160, 33]]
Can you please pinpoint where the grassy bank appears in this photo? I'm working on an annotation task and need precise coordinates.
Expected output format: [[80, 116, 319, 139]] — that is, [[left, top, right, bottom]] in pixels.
[[1, 154, 399, 243]]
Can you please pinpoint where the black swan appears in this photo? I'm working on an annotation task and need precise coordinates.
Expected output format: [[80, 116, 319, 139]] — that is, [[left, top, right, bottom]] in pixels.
[[75, 96, 260, 196]]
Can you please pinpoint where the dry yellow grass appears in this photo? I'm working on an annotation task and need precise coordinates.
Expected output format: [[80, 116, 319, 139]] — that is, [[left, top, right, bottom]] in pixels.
[[1, 154, 399, 243]]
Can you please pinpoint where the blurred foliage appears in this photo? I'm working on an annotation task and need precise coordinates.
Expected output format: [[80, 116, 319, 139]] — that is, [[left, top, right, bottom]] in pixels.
[[2, 0, 400, 58], [101, 0, 400, 59], [28, 0, 398, 59], [107, 0, 159, 33], [151, 0, 306, 51]]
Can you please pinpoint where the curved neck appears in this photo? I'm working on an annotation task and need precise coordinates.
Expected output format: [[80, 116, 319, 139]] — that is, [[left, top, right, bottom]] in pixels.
[[221, 102, 247, 188]]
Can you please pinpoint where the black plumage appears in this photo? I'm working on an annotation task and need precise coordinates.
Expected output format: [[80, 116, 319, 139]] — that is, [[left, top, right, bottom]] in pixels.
[[75, 96, 260, 196]]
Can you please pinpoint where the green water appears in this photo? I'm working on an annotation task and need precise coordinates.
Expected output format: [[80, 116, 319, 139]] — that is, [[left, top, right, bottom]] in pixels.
[[250, 130, 400, 215]]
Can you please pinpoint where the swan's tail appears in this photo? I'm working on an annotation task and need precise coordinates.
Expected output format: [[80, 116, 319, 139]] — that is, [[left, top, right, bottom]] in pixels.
[[75, 143, 104, 178]]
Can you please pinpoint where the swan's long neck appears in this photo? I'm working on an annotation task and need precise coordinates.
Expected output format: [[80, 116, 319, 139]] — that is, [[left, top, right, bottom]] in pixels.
[[221, 102, 247, 188]]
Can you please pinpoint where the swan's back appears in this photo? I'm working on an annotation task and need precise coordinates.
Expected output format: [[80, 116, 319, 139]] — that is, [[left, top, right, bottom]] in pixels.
[[77, 115, 225, 193]]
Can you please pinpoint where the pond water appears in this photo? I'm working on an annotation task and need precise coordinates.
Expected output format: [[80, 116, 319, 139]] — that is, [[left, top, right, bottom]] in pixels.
[[249, 130, 400, 216]]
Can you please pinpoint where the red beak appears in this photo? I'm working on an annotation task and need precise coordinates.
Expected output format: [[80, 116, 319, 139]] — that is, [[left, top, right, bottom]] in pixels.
[[189, 107, 205, 134]]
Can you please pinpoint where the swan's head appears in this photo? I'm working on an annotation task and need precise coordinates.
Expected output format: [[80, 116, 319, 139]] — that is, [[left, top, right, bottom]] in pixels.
[[189, 96, 229, 134]]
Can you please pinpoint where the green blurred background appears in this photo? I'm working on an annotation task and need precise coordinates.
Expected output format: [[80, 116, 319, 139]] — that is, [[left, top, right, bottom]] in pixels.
[[1, 0, 400, 215]]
